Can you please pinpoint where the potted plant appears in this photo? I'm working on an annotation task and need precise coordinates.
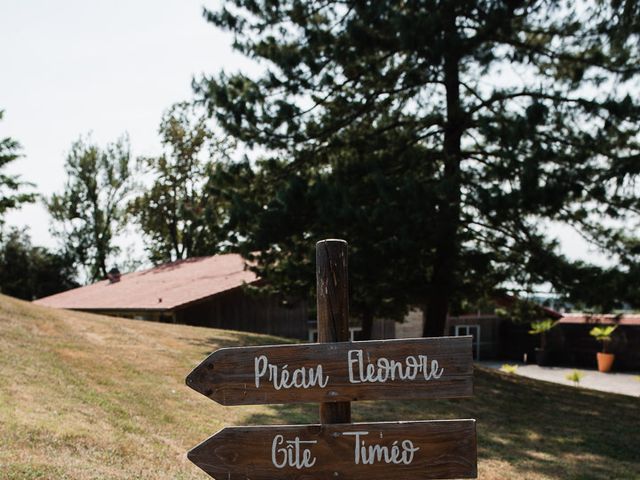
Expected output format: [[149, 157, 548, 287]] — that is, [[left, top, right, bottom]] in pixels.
[[528, 319, 556, 366], [590, 325, 617, 372]]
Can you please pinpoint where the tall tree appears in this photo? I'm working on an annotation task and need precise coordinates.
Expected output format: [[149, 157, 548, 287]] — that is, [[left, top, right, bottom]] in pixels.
[[0, 227, 78, 300], [129, 102, 231, 264], [0, 110, 35, 223], [48, 136, 133, 282], [198, 0, 640, 335], [209, 131, 464, 339]]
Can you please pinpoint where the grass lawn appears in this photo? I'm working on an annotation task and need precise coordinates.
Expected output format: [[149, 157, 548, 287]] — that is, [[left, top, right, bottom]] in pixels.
[[0, 294, 638, 479]]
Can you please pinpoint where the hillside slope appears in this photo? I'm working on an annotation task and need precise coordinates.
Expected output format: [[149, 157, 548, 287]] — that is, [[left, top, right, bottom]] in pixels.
[[0, 295, 638, 479]]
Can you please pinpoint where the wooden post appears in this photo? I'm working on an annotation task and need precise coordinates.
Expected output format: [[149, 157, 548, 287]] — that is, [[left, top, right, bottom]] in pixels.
[[187, 238, 478, 479], [316, 238, 351, 424]]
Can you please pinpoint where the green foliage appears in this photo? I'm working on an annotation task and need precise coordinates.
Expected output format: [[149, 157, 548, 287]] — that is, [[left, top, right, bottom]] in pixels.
[[0, 110, 35, 221], [48, 135, 133, 282], [590, 325, 618, 352], [198, 0, 640, 336], [210, 142, 449, 337], [496, 296, 557, 325], [529, 318, 557, 351], [500, 364, 519, 374], [566, 370, 585, 387], [529, 320, 557, 336], [0, 227, 78, 300], [129, 103, 232, 264], [590, 325, 618, 342]]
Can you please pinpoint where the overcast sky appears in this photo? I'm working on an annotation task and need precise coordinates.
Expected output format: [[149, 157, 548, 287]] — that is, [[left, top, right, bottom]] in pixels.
[[0, 0, 248, 249], [1, 0, 606, 271]]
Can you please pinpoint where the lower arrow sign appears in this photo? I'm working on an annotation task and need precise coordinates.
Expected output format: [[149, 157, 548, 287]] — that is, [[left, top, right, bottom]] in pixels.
[[188, 419, 477, 480]]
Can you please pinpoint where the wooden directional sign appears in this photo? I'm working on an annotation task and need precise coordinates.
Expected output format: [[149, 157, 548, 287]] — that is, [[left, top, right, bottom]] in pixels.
[[185, 240, 478, 480], [186, 336, 473, 405], [188, 420, 477, 480]]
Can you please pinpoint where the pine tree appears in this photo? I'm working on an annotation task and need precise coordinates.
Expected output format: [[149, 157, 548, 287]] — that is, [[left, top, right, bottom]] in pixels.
[[197, 1, 640, 335], [0, 110, 35, 223]]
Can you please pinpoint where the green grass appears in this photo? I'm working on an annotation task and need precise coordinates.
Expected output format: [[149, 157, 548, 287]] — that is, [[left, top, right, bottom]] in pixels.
[[0, 294, 638, 479]]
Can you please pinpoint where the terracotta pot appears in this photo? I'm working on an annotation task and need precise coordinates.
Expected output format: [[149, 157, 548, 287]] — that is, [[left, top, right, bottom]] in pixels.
[[596, 352, 615, 372]]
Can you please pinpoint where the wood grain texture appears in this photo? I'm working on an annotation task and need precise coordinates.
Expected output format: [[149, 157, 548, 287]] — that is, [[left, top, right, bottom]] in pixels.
[[185, 336, 473, 405], [316, 239, 350, 344], [188, 420, 477, 480], [316, 239, 351, 423]]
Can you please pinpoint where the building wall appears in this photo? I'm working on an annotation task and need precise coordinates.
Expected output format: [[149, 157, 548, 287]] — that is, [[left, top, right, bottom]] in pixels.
[[395, 309, 423, 338], [554, 324, 640, 370], [174, 288, 309, 340], [394, 309, 506, 360], [446, 316, 501, 361], [81, 310, 175, 323], [370, 318, 397, 339], [392, 308, 640, 370]]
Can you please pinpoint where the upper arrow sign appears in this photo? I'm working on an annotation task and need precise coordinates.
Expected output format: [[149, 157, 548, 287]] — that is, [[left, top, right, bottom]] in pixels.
[[186, 336, 473, 405]]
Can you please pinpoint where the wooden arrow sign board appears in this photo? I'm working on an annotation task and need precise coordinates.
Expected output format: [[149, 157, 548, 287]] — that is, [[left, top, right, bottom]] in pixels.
[[186, 336, 473, 405], [188, 420, 477, 480], [185, 239, 477, 480]]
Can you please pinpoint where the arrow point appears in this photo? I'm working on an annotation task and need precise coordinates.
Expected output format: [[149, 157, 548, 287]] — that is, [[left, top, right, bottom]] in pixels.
[[185, 367, 199, 390], [186, 351, 226, 401], [188, 436, 210, 462], [186, 447, 196, 462]]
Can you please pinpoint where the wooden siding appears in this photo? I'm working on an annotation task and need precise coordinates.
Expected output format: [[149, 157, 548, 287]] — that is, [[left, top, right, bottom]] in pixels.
[[174, 287, 309, 340], [553, 324, 640, 370], [446, 316, 504, 361]]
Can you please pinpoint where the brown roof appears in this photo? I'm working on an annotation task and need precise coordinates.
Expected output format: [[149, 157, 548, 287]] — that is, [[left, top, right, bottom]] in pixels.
[[558, 313, 640, 326], [34, 254, 257, 311]]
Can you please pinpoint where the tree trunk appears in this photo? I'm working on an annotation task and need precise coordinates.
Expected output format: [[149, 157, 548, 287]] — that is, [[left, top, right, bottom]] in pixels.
[[360, 310, 374, 341], [96, 232, 108, 281], [423, 6, 463, 338]]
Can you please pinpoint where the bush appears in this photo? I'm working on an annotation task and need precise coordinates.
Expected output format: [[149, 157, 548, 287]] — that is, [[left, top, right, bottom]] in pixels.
[[0, 228, 78, 300], [566, 370, 585, 387], [500, 364, 519, 374]]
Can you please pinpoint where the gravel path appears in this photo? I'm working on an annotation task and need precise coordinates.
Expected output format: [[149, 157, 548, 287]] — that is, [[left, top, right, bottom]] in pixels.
[[480, 361, 640, 397]]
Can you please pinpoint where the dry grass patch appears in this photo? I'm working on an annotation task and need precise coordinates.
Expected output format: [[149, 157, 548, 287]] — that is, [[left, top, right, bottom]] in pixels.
[[0, 294, 638, 479]]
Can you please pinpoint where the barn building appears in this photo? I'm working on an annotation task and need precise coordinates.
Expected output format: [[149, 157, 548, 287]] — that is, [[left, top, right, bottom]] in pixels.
[[394, 307, 640, 370], [551, 313, 640, 370], [34, 256, 640, 370], [34, 254, 309, 339]]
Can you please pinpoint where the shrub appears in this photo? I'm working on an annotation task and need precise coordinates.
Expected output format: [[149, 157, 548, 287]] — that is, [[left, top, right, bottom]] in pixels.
[[566, 370, 585, 387], [500, 364, 519, 374]]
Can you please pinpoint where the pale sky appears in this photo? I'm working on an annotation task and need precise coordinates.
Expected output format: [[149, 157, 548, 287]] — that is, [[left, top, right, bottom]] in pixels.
[[0, 0, 607, 271], [0, 0, 251, 250]]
